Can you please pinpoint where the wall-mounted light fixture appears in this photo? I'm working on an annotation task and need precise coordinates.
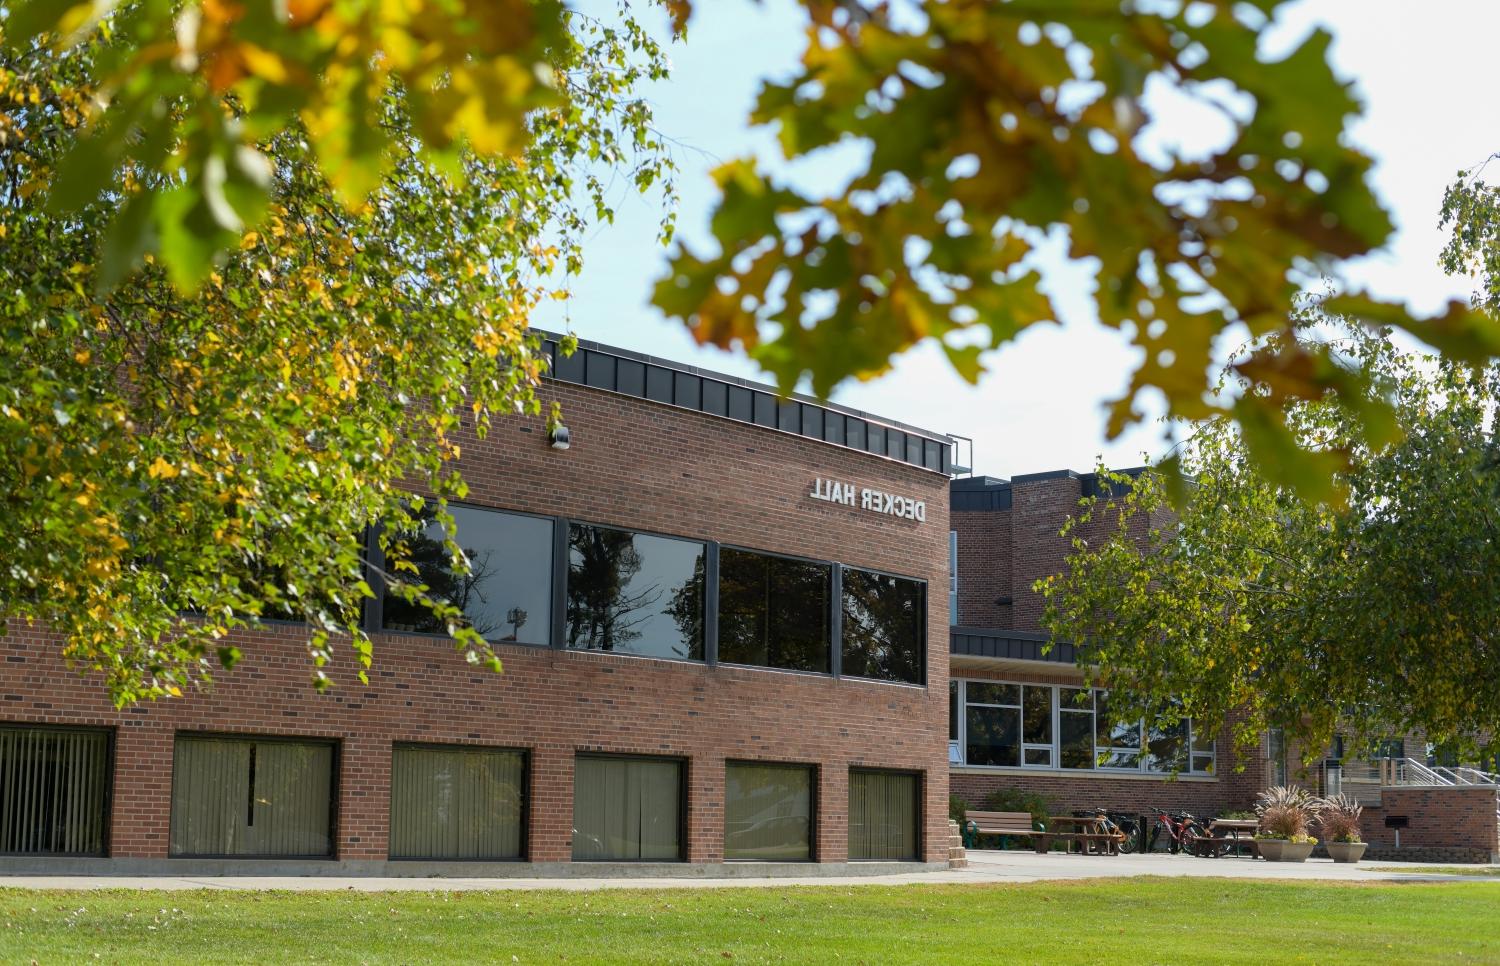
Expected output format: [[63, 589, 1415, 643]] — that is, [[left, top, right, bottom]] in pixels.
[[549, 424, 571, 450]]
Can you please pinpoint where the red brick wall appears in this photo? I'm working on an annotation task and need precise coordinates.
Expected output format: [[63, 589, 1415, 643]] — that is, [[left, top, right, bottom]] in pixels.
[[1, 380, 952, 866], [953, 510, 1011, 627], [1360, 786, 1499, 855]]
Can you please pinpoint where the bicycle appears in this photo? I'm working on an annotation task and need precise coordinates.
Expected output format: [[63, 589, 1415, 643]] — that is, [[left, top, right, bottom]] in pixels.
[[1149, 809, 1208, 855], [1151, 809, 1235, 857], [1072, 808, 1141, 854]]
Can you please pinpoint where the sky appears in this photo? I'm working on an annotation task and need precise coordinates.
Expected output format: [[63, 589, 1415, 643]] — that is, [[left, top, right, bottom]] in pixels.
[[535, 0, 1500, 479]]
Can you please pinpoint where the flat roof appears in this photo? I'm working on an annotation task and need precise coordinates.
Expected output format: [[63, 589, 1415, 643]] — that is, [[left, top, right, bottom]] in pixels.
[[541, 333, 954, 475], [950, 467, 1148, 510]]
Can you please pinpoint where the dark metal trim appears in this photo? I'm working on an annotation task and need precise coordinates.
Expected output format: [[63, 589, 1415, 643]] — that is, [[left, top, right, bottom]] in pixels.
[[387, 742, 530, 862], [847, 766, 924, 863], [0, 723, 114, 859], [167, 732, 341, 861], [704, 542, 720, 668], [829, 565, 843, 680], [551, 518, 568, 651], [572, 752, 689, 863], [949, 626, 1079, 664], [722, 759, 819, 863], [541, 335, 953, 475]]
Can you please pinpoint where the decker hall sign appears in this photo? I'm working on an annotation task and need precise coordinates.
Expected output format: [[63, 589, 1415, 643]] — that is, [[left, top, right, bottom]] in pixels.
[[809, 478, 927, 522]]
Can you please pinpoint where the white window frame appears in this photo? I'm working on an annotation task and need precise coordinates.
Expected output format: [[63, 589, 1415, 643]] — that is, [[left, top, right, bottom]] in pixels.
[[948, 530, 958, 626], [951, 677, 1216, 777]]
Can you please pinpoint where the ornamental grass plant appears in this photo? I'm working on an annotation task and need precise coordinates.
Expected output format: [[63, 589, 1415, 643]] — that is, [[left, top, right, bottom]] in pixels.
[[1318, 794, 1365, 843], [1255, 785, 1324, 843]]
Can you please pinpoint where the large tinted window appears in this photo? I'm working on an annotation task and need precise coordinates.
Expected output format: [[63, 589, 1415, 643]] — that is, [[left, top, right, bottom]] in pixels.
[[724, 762, 813, 861], [390, 745, 525, 860], [169, 735, 334, 857], [848, 770, 919, 861], [566, 524, 705, 660], [840, 568, 925, 684], [964, 683, 1019, 767], [572, 755, 682, 861], [382, 505, 553, 645], [0, 726, 109, 855], [718, 548, 831, 673]]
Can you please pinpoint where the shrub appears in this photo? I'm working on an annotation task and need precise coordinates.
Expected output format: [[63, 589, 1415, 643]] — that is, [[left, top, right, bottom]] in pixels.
[[981, 788, 1050, 828], [1254, 785, 1324, 840], [1318, 794, 1364, 843], [949, 794, 969, 827]]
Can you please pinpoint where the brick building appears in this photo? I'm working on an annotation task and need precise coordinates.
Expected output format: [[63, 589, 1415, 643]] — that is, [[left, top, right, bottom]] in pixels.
[[0, 337, 955, 875], [947, 471, 1499, 863], [947, 472, 1269, 816], [5, 338, 1493, 872]]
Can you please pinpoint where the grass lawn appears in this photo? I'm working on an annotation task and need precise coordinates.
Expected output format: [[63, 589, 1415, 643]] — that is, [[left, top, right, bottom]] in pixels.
[[1368, 865, 1500, 877], [1, 878, 1496, 964]]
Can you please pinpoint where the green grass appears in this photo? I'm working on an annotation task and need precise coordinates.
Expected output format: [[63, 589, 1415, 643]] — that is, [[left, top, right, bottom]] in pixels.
[[1, 878, 1496, 964], [1368, 865, 1500, 876]]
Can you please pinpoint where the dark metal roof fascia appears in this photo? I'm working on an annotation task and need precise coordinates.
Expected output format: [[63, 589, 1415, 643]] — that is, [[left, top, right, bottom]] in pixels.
[[538, 333, 954, 475], [949, 626, 1079, 665]]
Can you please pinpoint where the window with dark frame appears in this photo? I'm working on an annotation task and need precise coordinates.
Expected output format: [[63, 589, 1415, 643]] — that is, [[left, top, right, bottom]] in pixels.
[[389, 745, 525, 861], [848, 769, 919, 861], [717, 548, 831, 673], [839, 568, 925, 685], [724, 762, 814, 862], [572, 755, 683, 861], [381, 504, 553, 645], [0, 725, 110, 856], [565, 524, 706, 660], [168, 735, 335, 858]]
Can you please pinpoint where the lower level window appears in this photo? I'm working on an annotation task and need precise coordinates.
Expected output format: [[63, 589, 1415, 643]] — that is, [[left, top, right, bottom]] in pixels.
[[848, 769, 919, 861], [952, 680, 1216, 775], [0, 725, 109, 856], [169, 735, 335, 857], [724, 762, 813, 861], [390, 745, 525, 860], [572, 755, 682, 861]]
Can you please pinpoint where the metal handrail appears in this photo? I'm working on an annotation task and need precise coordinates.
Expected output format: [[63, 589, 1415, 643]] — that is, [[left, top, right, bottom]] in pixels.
[[1380, 758, 1449, 786], [1361, 759, 1500, 824]]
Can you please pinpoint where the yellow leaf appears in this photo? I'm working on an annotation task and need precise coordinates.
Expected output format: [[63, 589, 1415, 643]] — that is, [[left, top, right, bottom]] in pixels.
[[147, 456, 180, 479]]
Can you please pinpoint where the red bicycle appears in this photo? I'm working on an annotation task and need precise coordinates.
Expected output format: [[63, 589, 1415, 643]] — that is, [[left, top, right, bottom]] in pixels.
[[1150, 809, 1231, 856]]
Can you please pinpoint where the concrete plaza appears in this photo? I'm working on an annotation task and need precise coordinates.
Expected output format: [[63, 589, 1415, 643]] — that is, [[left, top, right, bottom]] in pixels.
[[0, 850, 1489, 890]]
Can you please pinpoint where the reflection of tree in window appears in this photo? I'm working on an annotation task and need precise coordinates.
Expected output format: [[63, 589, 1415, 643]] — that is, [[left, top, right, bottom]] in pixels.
[[383, 511, 503, 638], [381, 505, 553, 644], [1145, 718, 1189, 773], [567, 525, 704, 660], [712, 549, 830, 673], [840, 568, 924, 684]]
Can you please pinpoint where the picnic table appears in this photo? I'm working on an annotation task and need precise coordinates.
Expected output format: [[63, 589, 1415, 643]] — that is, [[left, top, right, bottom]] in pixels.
[[1206, 818, 1260, 857], [1035, 815, 1121, 855]]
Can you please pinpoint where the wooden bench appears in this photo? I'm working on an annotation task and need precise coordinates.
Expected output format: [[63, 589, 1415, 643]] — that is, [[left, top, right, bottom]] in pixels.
[[963, 810, 1039, 849]]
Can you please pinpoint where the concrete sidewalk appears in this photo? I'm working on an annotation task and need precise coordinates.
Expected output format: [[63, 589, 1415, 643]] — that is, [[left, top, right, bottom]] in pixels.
[[0, 851, 1491, 890]]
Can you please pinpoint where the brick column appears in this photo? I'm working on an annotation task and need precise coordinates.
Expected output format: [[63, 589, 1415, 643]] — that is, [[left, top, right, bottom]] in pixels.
[[529, 743, 573, 862], [110, 724, 174, 858], [819, 763, 848, 862], [337, 734, 389, 860]]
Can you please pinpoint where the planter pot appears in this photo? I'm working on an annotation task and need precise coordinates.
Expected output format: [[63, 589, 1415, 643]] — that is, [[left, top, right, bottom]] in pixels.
[[1278, 841, 1316, 862], [1257, 839, 1315, 862], [1326, 841, 1367, 864]]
